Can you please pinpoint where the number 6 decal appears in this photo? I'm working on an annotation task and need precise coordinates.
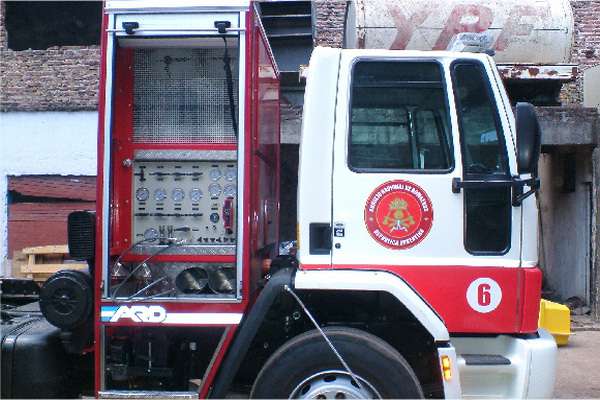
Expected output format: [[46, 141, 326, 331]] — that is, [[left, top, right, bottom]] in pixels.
[[466, 278, 502, 313]]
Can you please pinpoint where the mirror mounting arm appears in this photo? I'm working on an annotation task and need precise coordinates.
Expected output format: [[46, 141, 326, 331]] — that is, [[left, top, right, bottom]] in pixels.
[[451, 176, 540, 206], [511, 176, 540, 206]]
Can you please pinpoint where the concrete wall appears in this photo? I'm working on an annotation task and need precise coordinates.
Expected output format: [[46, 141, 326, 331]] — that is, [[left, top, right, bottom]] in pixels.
[[538, 151, 593, 303], [537, 106, 599, 317], [538, 107, 599, 146], [0, 112, 98, 274]]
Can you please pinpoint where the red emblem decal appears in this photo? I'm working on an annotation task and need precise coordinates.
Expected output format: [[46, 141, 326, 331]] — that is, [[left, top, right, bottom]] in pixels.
[[364, 180, 433, 250]]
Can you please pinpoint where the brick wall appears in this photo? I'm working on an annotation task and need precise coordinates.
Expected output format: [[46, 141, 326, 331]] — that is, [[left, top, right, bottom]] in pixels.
[[313, 0, 347, 48], [0, 2, 5, 49], [562, 0, 600, 104], [0, 1, 100, 112]]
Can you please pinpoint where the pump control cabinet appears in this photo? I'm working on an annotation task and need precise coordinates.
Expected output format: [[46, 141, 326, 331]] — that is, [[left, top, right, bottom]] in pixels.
[[96, 3, 279, 396]]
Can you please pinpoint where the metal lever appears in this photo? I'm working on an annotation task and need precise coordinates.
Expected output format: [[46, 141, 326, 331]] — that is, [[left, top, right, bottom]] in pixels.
[[222, 197, 234, 235], [214, 20, 231, 34], [122, 21, 139, 35]]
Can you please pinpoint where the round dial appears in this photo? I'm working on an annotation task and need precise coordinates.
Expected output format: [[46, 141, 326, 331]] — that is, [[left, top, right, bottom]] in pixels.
[[136, 187, 149, 202], [154, 188, 167, 202], [208, 183, 222, 197], [190, 188, 203, 202], [172, 188, 185, 202], [209, 167, 222, 181], [225, 167, 237, 181], [144, 228, 159, 241], [223, 184, 236, 198]]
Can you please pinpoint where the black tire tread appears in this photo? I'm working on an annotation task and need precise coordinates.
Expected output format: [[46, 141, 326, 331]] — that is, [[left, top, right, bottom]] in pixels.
[[251, 326, 423, 399]]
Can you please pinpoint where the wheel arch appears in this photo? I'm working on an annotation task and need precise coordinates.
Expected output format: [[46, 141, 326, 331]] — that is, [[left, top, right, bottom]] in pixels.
[[294, 269, 449, 342], [209, 268, 450, 398]]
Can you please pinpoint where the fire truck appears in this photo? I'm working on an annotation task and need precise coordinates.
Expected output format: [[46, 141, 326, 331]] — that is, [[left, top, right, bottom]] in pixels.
[[2, 1, 557, 399]]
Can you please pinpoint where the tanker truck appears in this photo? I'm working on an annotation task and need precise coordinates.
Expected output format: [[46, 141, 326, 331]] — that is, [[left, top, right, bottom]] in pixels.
[[345, 0, 577, 102], [2, 0, 558, 398]]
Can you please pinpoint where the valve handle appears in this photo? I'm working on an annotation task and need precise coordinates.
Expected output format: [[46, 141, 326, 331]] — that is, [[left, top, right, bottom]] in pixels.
[[222, 197, 234, 235]]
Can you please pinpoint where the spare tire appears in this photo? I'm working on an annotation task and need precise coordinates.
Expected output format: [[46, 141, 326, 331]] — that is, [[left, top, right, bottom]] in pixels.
[[40, 270, 93, 330]]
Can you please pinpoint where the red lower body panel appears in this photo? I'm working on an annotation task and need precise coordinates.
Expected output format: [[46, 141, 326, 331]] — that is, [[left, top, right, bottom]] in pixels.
[[301, 264, 542, 334]]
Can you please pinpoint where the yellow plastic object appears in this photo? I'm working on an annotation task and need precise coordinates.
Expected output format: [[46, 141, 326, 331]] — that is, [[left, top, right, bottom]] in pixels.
[[538, 299, 571, 346]]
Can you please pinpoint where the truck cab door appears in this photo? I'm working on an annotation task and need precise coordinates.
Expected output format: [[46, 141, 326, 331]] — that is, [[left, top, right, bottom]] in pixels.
[[330, 54, 522, 296]]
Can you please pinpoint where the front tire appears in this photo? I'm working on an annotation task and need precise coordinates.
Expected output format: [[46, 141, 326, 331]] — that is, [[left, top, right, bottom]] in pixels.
[[250, 327, 423, 399]]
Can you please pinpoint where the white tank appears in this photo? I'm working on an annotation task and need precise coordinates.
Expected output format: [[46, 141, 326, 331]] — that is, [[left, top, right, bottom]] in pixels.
[[344, 0, 574, 64]]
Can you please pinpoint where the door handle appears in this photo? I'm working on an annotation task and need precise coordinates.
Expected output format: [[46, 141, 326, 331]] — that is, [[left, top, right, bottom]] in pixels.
[[309, 223, 332, 255], [451, 177, 513, 193]]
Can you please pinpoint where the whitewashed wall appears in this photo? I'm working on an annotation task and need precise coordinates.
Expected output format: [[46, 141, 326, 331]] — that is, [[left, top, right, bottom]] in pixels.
[[0, 111, 98, 275]]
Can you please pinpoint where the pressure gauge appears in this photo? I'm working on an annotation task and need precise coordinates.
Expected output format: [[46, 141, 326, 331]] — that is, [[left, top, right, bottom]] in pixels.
[[190, 188, 203, 202], [209, 167, 222, 181], [136, 187, 149, 202], [208, 183, 222, 197], [154, 188, 167, 202], [225, 167, 237, 181], [172, 188, 185, 202], [144, 228, 159, 241], [223, 184, 236, 198]]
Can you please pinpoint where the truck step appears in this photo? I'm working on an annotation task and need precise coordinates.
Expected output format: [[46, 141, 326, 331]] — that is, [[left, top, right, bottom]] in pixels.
[[462, 354, 511, 366], [98, 391, 198, 399]]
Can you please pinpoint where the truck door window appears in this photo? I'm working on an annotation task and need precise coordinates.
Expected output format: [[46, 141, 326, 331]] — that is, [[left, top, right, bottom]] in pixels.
[[452, 61, 511, 254], [349, 61, 452, 172]]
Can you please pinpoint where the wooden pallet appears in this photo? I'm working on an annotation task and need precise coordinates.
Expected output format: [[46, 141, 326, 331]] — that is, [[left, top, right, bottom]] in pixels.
[[18, 245, 88, 282]]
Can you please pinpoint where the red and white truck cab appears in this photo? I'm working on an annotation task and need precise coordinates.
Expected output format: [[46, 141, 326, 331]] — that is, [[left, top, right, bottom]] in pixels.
[[296, 47, 557, 398], [10, 1, 556, 399]]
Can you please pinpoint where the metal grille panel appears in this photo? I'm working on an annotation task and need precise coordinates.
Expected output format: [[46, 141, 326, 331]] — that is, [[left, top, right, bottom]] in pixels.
[[133, 48, 238, 144]]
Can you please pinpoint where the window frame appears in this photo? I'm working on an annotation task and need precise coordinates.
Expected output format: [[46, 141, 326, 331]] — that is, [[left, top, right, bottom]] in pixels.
[[450, 58, 512, 256], [346, 58, 455, 175]]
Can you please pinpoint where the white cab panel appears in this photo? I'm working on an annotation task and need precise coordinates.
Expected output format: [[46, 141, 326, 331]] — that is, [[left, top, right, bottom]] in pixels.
[[297, 47, 341, 266], [294, 269, 449, 342]]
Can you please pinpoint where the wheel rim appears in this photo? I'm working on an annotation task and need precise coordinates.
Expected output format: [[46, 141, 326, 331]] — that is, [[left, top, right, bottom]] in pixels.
[[289, 370, 381, 399], [51, 288, 79, 314]]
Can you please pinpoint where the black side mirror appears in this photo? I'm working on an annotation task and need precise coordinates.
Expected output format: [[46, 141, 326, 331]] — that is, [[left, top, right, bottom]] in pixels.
[[68, 211, 96, 261], [515, 102, 542, 175]]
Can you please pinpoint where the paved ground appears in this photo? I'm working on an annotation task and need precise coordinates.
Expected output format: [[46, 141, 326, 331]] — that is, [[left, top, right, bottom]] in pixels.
[[555, 329, 600, 398]]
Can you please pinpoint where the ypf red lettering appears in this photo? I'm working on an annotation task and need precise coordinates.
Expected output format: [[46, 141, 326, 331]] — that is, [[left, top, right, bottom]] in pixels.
[[495, 6, 549, 51], [388, 5, 431, 50]]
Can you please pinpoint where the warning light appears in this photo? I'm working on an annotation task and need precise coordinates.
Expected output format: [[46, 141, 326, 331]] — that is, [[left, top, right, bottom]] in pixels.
[[441, 355, 452, 381]]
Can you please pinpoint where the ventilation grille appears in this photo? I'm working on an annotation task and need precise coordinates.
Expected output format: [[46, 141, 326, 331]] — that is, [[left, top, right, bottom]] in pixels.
[[67, 211, 95, 260], [133, 48, 238, 144]]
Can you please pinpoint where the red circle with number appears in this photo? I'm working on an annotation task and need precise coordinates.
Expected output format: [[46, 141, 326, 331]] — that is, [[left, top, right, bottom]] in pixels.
[[364, 180, 434, 250]]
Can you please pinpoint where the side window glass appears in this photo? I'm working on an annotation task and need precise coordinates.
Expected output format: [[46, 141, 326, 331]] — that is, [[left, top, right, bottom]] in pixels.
[[453, 62, 511, 254], [349, 61, 453, 171], [453, 64, 508, 177]]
